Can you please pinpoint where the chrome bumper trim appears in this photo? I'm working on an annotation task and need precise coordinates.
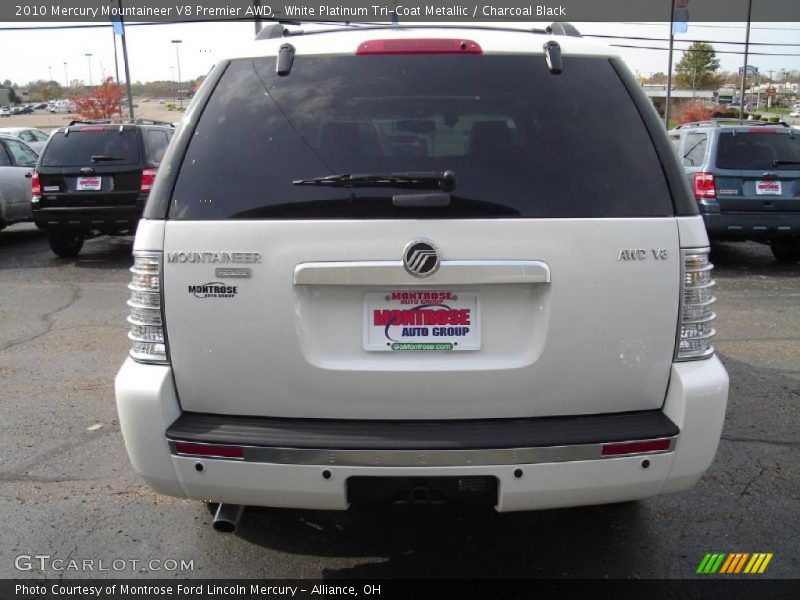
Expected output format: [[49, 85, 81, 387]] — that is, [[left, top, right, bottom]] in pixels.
[[293, 259, 551, 286], [168, 436, 677, 467]]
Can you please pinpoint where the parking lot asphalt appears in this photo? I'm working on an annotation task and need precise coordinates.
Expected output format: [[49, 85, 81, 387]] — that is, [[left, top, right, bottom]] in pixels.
[[0, 223, 797, 580]]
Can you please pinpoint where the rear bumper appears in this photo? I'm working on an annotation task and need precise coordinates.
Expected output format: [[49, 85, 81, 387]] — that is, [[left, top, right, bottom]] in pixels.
[[32, 196, 147, 232], [114, 357, 728, 511], [703, 211, 800, 240]]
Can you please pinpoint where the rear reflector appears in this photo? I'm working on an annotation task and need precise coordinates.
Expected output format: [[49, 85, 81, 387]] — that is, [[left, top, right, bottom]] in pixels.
[[356, 38, 482, 55], [174, 442, 244, 459], [601, 439, 672, 456]]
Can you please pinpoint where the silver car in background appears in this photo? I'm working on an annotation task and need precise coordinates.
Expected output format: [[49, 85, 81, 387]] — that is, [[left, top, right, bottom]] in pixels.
[[0, 127, 51, 153], [0, 134, 38, 230]]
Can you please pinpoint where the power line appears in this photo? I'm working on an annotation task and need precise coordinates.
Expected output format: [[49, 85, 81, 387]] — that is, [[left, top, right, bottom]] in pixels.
[[620, 21, 800, 32], [2, 20, 799, 59], [587, 33, 800, 47], [0, 19, 249, 31], [608, 42, 800, 57]]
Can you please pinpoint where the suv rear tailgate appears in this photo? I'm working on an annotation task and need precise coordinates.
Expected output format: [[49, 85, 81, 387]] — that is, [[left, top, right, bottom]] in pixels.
[[163, 218, 680, 420], [714, 130, 800, 213], [38, 166, 142, 208]]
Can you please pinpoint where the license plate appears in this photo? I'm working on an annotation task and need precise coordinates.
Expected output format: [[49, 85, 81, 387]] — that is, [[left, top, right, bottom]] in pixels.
[[76, 176, 102, 191], [364, 290, 480, 352], [756, 181, 781, 195]]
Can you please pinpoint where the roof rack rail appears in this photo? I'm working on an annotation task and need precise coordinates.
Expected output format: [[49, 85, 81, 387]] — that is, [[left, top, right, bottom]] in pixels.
[[66, 118, 174, 127], [254, 21, 582, 40], [255, 19, 370, 40], [674, 119, 790, 130], [256, 22, 290, 40]]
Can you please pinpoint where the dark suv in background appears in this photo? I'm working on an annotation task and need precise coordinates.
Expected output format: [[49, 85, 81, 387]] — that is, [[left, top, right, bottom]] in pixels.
[[669, 120, 800, 263], [32, 120, 174, 257]]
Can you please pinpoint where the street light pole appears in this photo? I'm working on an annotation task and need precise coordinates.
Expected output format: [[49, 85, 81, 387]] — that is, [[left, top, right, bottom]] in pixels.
[[738, 0, 753, 123], [48, 65, 53, 82], [171, 40, 183, 109], [665, 0, 677, 128], [85, 53, 93, 87], [63, 62, 69, 89]]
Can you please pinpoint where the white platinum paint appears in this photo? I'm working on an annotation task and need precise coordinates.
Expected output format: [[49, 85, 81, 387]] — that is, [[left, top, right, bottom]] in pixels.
[[158, 218, 681, 419]]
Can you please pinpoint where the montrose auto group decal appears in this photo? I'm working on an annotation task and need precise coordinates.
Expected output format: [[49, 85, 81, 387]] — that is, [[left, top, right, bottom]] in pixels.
[[187, 282, 238, 299], [364, 290, 480, 352]]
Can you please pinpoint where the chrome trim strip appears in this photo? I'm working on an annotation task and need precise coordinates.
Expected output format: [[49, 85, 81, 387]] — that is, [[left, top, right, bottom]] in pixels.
[[127, 283, 161, 294], [680, 312, 717, 325], [167, 436, 676, 467], [126, 315, 163, 327], [683, 279, 716, 291], [294, 260, 551, 286], [675, 346, 715, 361]]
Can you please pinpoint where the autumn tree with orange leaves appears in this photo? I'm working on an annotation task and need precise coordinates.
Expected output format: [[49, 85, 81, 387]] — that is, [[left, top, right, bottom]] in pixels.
[[674, 100, 715, 125], [71, 77, 123, 119]]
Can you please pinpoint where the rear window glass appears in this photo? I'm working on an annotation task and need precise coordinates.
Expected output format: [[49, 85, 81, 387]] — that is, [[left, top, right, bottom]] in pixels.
[[41, 129, 140, 167], [171, 55, 673, 219], [682, 133, 707, 167], [145, 129, 170, 163], [716, 132, 800, 170]]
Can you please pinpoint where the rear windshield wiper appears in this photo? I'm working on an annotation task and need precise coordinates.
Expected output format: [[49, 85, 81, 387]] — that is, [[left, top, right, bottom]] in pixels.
[[773, 160, 800, 166], [293, 170, 456, 191], [90, 155, 125, 162], [682, 140, 705, 166]]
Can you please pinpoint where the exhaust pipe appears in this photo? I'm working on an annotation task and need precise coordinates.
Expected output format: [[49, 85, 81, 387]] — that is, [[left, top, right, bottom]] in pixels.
[[212, 504, 244, 533]]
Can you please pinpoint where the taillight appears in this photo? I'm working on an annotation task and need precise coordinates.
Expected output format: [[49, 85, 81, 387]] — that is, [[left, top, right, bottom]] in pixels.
[[127, 251, 168, 363], [693, 172, 716, 199], [356, 38, 483, 55], [31, 170, 41, 202], [677, 250, 716, 361], [140, 168, 157, 193]]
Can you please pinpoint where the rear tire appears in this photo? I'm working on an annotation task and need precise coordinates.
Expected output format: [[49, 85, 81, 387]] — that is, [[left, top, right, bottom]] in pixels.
[[47, 230, 84, 257], [770, 239, 800, 264]]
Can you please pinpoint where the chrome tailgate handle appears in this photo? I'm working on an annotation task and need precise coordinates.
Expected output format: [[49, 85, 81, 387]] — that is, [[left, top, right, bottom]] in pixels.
[[294, 260, 550, 286]]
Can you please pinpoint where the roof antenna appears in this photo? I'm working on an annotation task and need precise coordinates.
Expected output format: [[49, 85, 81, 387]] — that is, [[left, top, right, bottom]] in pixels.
[[391, 1, 399, 28], [543, 41, 563, 75]]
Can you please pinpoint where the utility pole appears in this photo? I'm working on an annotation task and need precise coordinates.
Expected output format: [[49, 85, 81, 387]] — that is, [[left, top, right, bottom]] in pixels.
[[112, 29, 120, 86], [665, 0, 677, 128], [254, 0, 262, 35], [739, 0, 752, 123], [118, 0, 135, 118], [172, 40, 183, 109], [85, 53, 93, 87]]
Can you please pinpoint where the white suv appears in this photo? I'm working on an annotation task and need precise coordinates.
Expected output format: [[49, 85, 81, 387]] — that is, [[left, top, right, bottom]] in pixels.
[[115, 24, 729, 531]]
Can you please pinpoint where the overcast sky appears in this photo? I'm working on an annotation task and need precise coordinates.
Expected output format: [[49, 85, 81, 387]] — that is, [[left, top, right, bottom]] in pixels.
[[1, 20, 798, 86]]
